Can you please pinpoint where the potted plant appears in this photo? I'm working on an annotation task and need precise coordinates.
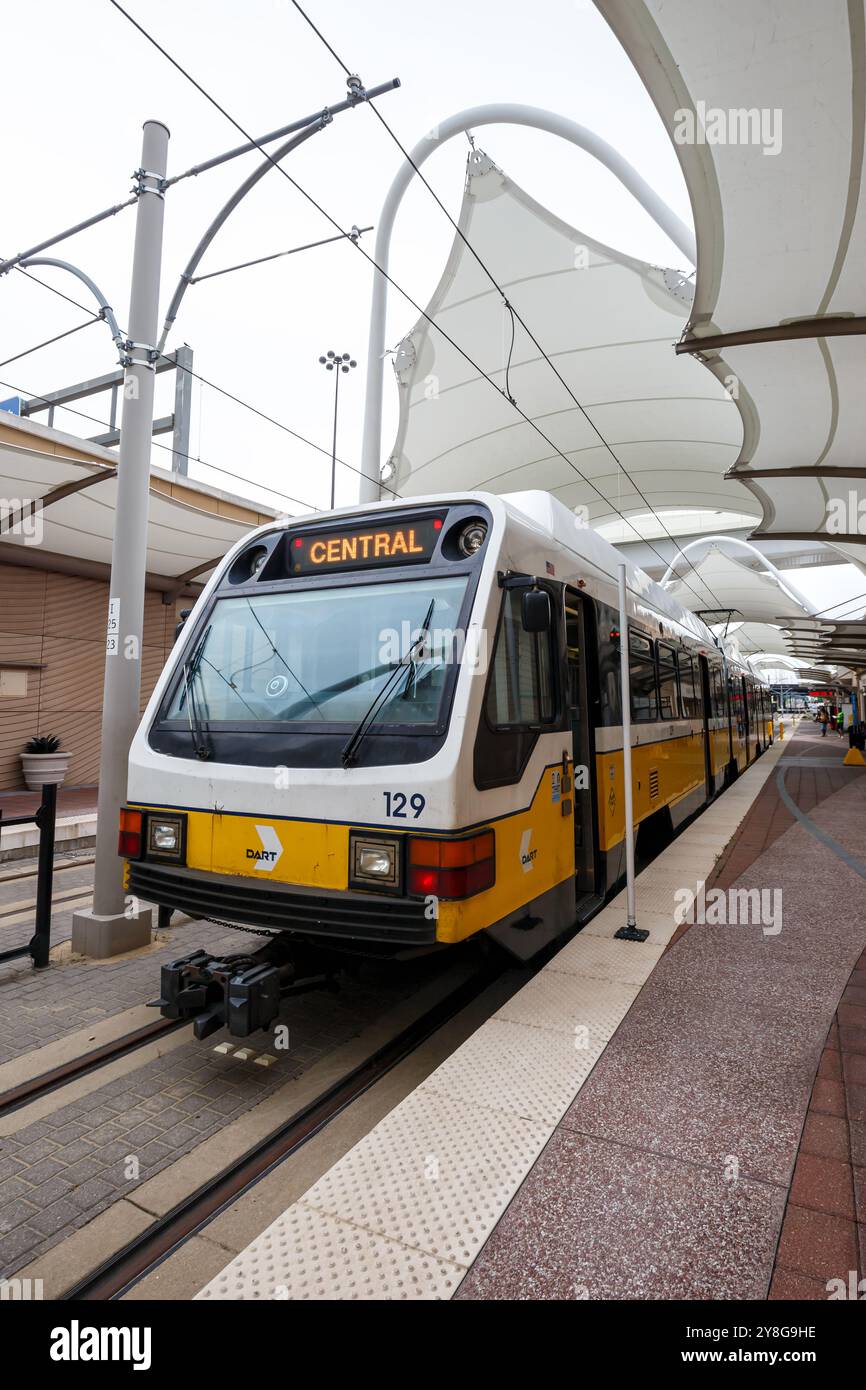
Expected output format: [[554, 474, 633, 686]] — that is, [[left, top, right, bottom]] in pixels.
[[21, 734, 71, 790]]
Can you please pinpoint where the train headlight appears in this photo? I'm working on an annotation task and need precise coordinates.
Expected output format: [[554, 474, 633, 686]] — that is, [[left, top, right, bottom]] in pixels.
[[349, 834, 401, 892], [457, 521, 488, 556], [146, 813, 187, 862]]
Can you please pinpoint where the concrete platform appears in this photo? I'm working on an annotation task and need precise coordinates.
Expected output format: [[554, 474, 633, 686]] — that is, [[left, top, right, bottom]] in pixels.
[[198, 723, 866, 1301], [0, 787, 98, 862]]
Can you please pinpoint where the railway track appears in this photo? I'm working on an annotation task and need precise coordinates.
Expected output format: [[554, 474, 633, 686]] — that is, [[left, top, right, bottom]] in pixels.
[[0, 1016, 187, 1120], [61, 964, 500, 1300]]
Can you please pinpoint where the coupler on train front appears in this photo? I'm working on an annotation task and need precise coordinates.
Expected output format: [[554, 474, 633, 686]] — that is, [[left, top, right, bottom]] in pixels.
[[151, 936, 340, 1041]]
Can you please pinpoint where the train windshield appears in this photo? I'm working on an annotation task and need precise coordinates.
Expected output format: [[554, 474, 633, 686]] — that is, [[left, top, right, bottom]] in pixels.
[[164, 575, 469, 728]]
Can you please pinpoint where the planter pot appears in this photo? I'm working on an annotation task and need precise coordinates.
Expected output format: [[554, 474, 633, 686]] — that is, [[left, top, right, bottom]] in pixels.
[[21, 751, 71, 790]]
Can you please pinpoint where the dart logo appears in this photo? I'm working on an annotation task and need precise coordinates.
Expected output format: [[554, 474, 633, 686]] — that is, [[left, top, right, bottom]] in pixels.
[[247, 825, 283, 871], [520, 829, 537, 872]]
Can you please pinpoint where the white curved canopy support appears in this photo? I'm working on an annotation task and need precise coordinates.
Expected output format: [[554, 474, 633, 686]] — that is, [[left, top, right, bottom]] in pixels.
[[659, 534, 817, 615], [20, 257, 124, 354], [595, 0, 866, 559], [360, 102, 697, 498]]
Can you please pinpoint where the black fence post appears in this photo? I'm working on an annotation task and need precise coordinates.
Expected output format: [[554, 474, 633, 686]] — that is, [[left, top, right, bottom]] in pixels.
[[30, 781, 57, 968]]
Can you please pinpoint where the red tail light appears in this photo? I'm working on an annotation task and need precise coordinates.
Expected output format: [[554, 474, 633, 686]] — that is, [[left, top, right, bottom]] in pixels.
[[118, 807, 143, 859], [408, 830, 495, 899]]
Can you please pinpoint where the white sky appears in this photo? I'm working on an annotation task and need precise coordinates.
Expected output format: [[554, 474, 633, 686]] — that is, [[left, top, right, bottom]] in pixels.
[[1, 0, 690, 513], [2, 0, 863, 623]]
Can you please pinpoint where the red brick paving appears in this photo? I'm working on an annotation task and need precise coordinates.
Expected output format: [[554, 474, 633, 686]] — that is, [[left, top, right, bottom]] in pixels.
[[768, 946, 866, 1298]]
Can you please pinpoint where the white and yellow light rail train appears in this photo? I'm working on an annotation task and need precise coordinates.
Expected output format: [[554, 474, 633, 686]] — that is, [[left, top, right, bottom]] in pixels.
[[121, 491, 772, 1037]]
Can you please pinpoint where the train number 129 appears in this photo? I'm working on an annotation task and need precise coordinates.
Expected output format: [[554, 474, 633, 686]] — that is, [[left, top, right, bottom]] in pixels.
[[383, 791, 426, 819]]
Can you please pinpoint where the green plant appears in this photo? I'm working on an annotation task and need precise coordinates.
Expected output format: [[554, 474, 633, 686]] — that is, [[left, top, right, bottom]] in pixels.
[[25, 734, 62, 755]]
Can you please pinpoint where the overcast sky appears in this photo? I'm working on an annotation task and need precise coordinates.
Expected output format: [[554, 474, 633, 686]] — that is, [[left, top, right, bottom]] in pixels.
[[1, 0, 691, 508], [2, 0, 863, 621]]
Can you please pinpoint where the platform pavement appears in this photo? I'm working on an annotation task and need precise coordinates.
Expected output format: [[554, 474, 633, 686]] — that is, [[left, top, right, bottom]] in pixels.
[[195, 724, 866, 1301]]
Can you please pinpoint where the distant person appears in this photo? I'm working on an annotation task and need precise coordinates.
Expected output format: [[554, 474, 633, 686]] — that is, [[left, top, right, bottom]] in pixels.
[[818, 705, 829, 737], [837, 708, 845, 736]]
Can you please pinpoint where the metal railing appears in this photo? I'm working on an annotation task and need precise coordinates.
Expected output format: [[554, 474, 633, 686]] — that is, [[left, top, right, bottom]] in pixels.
[[0, 782, 57, 968]]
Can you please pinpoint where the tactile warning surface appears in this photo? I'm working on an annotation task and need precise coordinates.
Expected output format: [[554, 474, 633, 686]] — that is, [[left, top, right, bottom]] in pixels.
[[197, 1203, 464, 1301], [300, 1088, 550, 1267], [423, 1017, 597, 1127], [495, 969, 638, 1038], [548, 932, 665, 986]]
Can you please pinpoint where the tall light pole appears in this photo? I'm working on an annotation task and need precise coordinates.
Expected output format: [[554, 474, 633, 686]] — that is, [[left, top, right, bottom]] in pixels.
[[319, 350, 356, 509]]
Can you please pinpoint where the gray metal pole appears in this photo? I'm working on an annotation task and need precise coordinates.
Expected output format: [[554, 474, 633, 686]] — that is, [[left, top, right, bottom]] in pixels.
[[72, 121, 170, 958], [616, 563, 639, 937], [172, 344, 193, 475], [330, 364, 340, 510]]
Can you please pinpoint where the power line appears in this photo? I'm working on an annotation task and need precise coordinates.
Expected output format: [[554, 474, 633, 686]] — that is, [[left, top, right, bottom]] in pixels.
[[106, 0, 721, 615], [8, 253, 399, 500], [0, 373, 316, 513], [0, 317, 98, 370], [287, 0, 725, 615], [189, 226, 373, 284]]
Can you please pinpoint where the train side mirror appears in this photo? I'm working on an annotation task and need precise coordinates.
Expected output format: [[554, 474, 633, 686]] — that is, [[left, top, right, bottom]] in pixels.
[[174, 609, 192, 642], [522, 588, 551, 633]]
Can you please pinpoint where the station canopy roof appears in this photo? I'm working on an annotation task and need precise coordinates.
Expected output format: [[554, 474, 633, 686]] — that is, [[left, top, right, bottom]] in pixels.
[[662, 545, 857, 676], [596, 0, 866, 571], [0, 412, 276, 594], [386, 150, 748, 532]]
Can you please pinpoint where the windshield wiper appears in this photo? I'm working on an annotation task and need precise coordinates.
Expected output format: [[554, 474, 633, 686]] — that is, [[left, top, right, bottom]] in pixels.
[[181, 624, 213, 760], [341, 598, 435, 768]]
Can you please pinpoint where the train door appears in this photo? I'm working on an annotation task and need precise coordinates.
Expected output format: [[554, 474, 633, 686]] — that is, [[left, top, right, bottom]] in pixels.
[[728, 672, 747, 772], [741, 675, 754, 765], [564, 589, 600, 911], [698, 654, 713, 797]]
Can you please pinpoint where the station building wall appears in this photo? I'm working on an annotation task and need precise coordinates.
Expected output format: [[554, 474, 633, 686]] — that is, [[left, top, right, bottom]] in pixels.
[[0, 560, 183, 790]]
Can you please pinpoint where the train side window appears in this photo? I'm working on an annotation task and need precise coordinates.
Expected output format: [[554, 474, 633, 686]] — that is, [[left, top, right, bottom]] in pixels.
[[657, 643, 680, 719], [485, 589, 555, 727], [629, 630, 658, 722], [678, 653, 701, 717], [710, 666, 726, 719]]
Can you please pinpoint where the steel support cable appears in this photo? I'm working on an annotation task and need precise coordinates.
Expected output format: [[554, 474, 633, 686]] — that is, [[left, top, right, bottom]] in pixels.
[[0, 374, 315, 513], [0, 318, 98, 370], [6, 255, 399, 500], [107, 0, 720, 615], [287, 0, 725, 616]]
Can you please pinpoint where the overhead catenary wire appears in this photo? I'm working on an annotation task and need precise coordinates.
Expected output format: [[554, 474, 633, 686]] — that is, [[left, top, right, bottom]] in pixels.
[[0, 317, 99, 370], [0, 374, 316, 514], [5, 257, 402, 501], [286, 0, 725, 616], [106, 0, 722, 617], [188, 226, 373, 284]]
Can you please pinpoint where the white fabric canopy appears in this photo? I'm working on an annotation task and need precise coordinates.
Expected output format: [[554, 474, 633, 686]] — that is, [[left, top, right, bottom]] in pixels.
[[597, 0, 866, 566], [387, 152, 749, 533]]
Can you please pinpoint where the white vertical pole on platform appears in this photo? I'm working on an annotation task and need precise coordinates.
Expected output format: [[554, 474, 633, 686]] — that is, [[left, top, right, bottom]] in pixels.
[[617, 562, 640, 937]]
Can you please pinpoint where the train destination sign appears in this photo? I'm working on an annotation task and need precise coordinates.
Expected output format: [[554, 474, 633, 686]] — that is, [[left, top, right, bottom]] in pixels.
[[290, 516, 444, 573]]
